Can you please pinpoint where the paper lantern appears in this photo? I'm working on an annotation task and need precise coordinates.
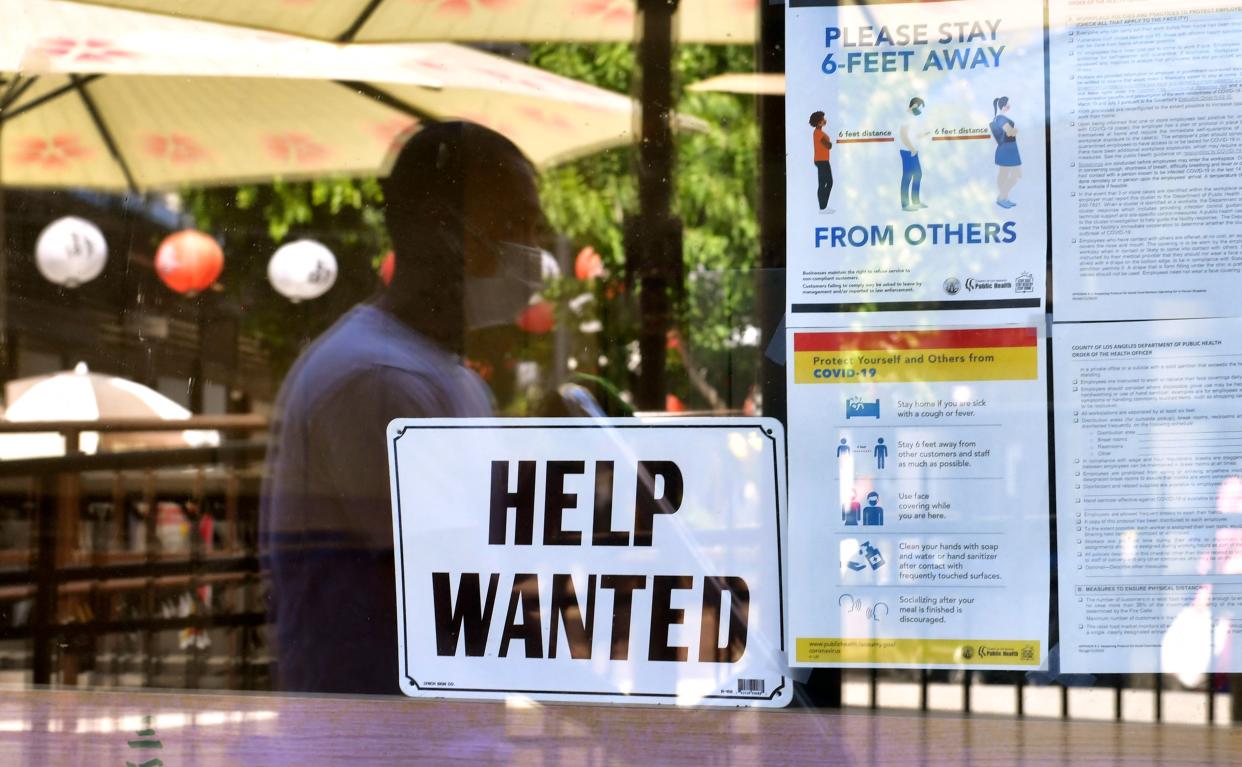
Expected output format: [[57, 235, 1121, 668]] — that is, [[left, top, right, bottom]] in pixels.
[[379, 250, 395, 286], [268, 239, 338, 302], [155, 230, 223, 295], [575, 246, 604, 281], [35, 216, 108, 288], [540, 251, 561, 281], [516, 301, 555, 334]]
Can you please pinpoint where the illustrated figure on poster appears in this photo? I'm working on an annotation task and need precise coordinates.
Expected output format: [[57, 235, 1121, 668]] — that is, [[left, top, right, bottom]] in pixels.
[[862, 541, 885, 570], [845, 541, 885, 572], [859, 541, 885, 571], [810, 111, 834, 214], [863, 491, 884, 526], [990, 96, 1022, 209], [842, 489, 862, 526], [837, 437, 851, 459], [898, 97, 931, 212], [873, 437, 888, 469]]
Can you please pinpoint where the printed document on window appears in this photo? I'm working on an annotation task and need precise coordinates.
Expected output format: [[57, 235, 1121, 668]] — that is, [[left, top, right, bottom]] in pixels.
[[1054, 318, 1242, 673], [785, 316, 1049, 669], [785, 0, 1047, 318], [1049, 0, 1242, 321]]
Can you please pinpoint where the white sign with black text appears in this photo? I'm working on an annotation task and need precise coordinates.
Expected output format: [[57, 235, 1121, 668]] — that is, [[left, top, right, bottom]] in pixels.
[[386, 418, 791, 706]]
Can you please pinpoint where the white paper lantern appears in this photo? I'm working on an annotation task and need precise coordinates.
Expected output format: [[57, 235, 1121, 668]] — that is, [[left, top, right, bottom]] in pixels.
[[267, 239, 337, 302], [540, 250, 561, 281], [35, 216, 108, 288]]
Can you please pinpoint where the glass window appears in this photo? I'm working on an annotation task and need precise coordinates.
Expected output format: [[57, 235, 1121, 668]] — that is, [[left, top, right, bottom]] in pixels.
[[0, 0, 1237, 762]]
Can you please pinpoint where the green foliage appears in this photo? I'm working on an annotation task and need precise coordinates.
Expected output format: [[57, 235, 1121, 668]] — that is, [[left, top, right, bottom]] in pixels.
[[530, 42, 762, 409]]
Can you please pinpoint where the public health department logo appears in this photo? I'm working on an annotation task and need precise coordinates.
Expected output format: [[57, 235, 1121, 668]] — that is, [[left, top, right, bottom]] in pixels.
[[965, 277, 1013, 292], [943, 277, 961, 295], [1021, 645, 1035, 661], [1015, 272, 1035, 294], [960, 645, 974, 660]]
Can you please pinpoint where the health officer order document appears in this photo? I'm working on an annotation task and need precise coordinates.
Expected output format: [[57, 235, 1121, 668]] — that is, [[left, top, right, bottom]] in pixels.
[[1054, 319, 1242, 674]]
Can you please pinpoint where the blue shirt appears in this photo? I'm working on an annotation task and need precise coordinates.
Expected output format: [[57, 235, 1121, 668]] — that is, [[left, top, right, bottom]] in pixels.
[[260, 304, 492, 694]]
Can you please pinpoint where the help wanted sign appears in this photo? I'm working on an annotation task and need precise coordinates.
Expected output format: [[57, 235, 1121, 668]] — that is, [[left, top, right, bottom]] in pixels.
[[386, 418, 790, 706]]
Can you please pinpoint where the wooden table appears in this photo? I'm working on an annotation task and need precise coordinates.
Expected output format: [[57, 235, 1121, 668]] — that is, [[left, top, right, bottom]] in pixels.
[[0, 689, 1237, 765]]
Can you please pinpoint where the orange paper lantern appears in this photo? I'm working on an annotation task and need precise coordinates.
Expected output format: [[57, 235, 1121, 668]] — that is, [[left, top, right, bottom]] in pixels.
[[516, 301, 555, 334], [574, 246, 604, 281], [379, 250, 396, 286], [155, 230, 223, 295]]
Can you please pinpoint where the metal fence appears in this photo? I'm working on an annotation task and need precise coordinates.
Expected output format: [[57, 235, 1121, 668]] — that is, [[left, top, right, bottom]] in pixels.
[[840, 668, 1238, 726], [0, 416, 268, 690]]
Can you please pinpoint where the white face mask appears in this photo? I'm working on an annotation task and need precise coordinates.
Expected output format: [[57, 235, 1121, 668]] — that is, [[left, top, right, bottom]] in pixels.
[[463, 241, 549, 331]]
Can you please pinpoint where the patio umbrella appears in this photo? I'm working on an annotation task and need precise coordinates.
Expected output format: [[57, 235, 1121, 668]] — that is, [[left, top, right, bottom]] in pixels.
[[0, 0, 687, 190], [61, 0, 759, 44], [0, 362, 220, 458], [9, 0, 705, 407], [687, 73, 784, 96]]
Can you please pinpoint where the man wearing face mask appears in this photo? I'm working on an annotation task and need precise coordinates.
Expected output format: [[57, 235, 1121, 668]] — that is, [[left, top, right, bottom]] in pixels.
[[898, 97, 930, 212], [260, 122, 548, 695]]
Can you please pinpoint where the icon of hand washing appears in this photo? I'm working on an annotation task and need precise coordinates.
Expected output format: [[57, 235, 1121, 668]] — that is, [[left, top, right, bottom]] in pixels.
[[844, 541, 886, 572]]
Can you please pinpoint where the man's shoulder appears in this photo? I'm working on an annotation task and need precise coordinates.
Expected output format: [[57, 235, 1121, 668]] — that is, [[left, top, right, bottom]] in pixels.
[[279, 305, 473, 413], [295, 305, 446, 377]]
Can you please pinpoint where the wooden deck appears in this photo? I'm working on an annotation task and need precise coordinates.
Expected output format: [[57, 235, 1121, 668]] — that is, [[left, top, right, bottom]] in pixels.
[[0, 688, 1237, 765]]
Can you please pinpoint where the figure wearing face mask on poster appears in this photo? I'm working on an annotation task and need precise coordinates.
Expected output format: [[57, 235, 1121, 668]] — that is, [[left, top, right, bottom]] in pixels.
[[898, 97, 931, 212], [260, 122, 553, 695], [990, 96, 1022, 209]]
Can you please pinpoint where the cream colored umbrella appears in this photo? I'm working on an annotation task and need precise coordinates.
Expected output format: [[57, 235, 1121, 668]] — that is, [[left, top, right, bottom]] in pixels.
[[0, 0, 688, 189], [0, 362, 219, 458], [63, 0, 758, 44], [687, 72, 784, 96]]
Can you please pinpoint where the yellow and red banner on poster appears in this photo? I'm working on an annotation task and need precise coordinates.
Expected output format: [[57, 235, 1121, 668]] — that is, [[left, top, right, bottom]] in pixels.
[[793, 328, 1038, 384]]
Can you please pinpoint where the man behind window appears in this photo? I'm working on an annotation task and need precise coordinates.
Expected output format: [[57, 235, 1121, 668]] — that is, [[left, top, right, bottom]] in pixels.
[[260, 122, 547, 694]]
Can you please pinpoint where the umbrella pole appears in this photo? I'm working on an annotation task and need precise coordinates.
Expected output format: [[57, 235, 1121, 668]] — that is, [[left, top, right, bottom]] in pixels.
[[0, 118, 7, 385], [0, 75, 24, 386], [0, 74, 38, 386], [756, 3, 787, 424], [633, 0, 682, 411]]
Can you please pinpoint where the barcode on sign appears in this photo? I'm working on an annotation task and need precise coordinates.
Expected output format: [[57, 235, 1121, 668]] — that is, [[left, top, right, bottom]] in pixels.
[[736, 678, 765, 694]]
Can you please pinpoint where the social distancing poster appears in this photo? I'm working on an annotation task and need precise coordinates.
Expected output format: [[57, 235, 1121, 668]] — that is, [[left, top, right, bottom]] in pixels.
[[785, 0, 1047, 319], [386, 418, 791, 706]]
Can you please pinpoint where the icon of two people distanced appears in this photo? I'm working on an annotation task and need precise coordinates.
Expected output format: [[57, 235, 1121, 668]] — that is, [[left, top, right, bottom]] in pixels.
[[837, 436, 886, 470]]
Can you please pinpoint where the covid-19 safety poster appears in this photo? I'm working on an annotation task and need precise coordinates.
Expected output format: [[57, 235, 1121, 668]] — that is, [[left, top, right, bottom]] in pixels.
[[782, 320, 1050, 669], [783, 0, 1052, 670], [785, 0, 1047, 316]]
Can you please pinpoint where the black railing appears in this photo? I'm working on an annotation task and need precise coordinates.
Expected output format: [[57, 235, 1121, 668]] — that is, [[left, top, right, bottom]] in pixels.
[[0, 416, 268, 689]]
